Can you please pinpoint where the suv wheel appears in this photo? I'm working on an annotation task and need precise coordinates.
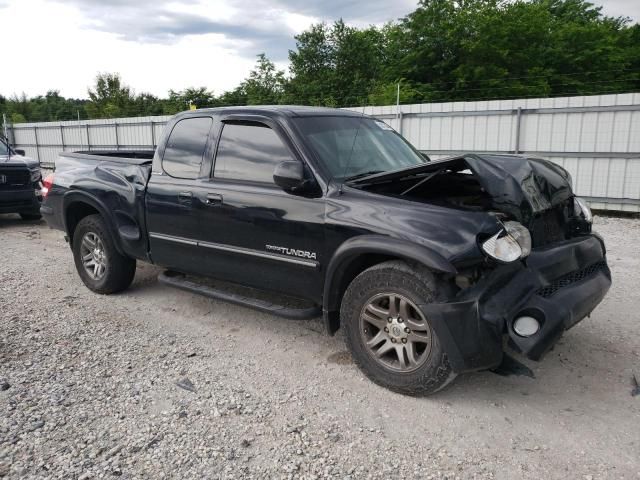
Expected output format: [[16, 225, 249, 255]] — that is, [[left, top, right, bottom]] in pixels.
[[72, 214, 136, 294], [341, 260, 456, 395]]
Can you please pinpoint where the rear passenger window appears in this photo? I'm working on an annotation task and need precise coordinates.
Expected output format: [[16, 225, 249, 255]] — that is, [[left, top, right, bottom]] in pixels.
[[162, 117, 212, 179], [214, 122, 294, 183]]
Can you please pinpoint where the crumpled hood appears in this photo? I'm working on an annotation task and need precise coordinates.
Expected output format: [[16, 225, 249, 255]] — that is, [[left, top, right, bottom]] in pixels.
[[462, 153, 573, 222], [352, 153, 573, 223]]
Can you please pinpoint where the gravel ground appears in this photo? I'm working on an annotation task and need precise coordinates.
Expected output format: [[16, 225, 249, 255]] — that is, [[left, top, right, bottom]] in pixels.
[[0, 214, 639, 479]]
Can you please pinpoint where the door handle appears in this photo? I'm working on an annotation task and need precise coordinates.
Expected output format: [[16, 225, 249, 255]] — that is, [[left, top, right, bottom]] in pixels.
[[178, 191, 193, 203], [205, 193, 223, 205]]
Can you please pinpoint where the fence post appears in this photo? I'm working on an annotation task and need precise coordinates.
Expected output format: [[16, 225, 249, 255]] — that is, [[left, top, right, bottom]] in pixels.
[[33, 126, 41, 162], [4, 117, 15, 146], [114, 122, 119, 151], [60, 125, 65, 151], [150, 121, 156, 148], [85, 124, 90, 151], [2, 113, 8, 142], [514, 107, 522, 154]]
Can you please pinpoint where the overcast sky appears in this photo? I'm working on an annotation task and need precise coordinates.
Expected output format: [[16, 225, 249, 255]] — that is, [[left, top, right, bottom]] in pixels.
[[2, 0, 638, 99]]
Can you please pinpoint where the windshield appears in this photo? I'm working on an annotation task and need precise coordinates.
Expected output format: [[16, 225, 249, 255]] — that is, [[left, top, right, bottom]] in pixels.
[[0, 139, 9, 156], [293, 116, 426, 180]]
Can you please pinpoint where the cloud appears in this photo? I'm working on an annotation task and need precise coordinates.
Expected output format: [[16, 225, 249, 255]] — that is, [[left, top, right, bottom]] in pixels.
[[599, 0, 640, 21], [55, 0, 416, 60], [56, 0, 293, 59], [268, 0, 415, 23]]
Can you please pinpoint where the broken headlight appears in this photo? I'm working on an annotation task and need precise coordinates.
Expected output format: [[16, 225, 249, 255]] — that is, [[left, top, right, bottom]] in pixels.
[[574, 197, 592, 223], [482, 221, 532, 263]]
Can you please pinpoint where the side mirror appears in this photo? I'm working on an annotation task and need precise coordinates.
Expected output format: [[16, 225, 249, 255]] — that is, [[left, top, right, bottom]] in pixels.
[[273, 161, 307, 192], [14, 149, 25, 156]]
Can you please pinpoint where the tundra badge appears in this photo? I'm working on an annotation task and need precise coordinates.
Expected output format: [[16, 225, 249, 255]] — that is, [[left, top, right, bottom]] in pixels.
[[266, 244, 317, 260]]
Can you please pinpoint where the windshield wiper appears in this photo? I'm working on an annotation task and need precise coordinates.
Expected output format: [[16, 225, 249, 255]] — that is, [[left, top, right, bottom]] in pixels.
[[343, 170, 385, 183]]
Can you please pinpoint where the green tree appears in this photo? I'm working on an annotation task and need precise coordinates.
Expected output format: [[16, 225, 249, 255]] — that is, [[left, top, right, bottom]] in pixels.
[[287, 20, 387, 107], [383, 0, 640, 101], [287, 23, 334, 105], [132, 93, 165, 116], [28, 91, 88, 121], [368, 80, 432, 105], [165, 87, 217, 113], [10, 113, 26, 123], [216, 86, 248, 106], [241, 54, 287, 105], [86, 73, 136, 118]]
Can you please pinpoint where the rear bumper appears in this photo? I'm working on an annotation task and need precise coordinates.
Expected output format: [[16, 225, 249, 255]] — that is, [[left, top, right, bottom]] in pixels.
[[422, 234, 611, 373], [40, 194, 64, 231], [0, 188, 41, 214]]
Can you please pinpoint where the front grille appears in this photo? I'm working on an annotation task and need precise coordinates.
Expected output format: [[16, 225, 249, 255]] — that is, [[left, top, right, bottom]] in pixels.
[[537, 260, 608, 298], [0, 168, 30, 190]]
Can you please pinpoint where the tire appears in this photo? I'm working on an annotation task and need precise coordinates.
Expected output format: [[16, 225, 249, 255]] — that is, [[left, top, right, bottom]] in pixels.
[[72, 214, 136, 294], [20, 212, 42, 220], [341, 260, 457, 396]]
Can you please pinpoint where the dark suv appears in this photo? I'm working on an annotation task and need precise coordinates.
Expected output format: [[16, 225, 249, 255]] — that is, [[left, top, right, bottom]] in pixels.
[[0, 137, 42, 220]]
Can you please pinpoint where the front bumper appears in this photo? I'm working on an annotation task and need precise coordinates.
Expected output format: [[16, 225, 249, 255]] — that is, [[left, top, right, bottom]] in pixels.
[[422, 234, 611, 373], [0, 187, 41, 214]]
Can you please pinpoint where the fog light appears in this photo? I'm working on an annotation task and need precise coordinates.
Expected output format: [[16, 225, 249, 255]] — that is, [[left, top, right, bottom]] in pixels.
[[513, 316, 540, 337]]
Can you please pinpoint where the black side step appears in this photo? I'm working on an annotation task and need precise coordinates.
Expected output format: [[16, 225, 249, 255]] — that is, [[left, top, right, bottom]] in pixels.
[[158, 271, 321, 320]]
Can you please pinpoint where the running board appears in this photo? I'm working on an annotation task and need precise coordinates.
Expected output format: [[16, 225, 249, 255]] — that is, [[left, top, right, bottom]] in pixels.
[[158, 271, 321, 320]]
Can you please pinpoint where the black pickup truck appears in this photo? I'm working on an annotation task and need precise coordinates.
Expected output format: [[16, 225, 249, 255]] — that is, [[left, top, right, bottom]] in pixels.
[[0, 137, 43, 219], [41, 106, 611, 395]]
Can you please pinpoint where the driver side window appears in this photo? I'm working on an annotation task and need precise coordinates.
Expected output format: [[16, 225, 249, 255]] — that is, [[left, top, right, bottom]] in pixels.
[[214, 122, 295, 184]]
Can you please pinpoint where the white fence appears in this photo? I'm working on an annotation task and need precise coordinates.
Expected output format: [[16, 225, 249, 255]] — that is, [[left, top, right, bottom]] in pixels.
[[7, 93, 640, 212], [8, 115, 172, 168]]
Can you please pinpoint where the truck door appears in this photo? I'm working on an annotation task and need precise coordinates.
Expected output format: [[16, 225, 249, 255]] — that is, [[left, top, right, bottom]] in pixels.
[[193, 118, 326, 303], [146, 115, 215, 274]]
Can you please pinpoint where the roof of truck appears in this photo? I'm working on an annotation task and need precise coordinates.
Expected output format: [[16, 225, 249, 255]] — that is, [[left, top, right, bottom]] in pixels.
[[179, 105, 367, 118]]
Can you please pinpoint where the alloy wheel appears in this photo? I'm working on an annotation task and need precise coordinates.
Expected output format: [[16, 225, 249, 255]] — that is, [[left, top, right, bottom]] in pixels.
[[80, 232, 107, 280], [359, 292, 433, 372]]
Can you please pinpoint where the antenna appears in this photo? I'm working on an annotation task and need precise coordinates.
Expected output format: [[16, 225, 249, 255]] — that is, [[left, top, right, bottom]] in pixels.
[[338, 101, 367, 195]]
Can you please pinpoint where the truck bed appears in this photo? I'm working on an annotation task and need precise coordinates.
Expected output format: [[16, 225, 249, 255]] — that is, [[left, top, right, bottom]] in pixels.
[[63, 150, 155, 165], [44, 150, 154, 262]]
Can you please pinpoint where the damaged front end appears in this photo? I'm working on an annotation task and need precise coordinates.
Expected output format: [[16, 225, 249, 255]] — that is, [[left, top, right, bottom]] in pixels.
[[422, 233, 610, 372], [349, 154, 611, 373]]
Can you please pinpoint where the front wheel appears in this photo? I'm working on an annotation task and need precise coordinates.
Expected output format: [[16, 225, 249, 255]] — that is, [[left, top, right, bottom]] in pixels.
[[72, 214, 136, 294], [341, 260, 456, 395]]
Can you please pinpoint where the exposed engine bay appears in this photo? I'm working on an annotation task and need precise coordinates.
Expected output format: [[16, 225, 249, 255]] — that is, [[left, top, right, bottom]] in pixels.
[[348, 153, 592, 248]]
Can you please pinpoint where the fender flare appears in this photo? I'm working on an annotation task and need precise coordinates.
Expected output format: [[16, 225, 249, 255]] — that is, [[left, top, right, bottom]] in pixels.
[[62, 190, 125, 256], [322, 235, 456, 334]]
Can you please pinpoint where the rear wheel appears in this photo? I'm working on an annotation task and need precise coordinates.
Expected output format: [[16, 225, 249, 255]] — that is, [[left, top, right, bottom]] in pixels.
[[341, 260, 456, 395], [72, 214, 136, 294]]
